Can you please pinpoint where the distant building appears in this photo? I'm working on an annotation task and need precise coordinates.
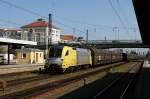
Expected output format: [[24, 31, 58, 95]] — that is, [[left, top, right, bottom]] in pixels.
[[76, 37, 85, 42], [61, 35, 76, 43], [16, 48, 44, 64], [0, 29, 22, 40], [21, 18, 61, 45]]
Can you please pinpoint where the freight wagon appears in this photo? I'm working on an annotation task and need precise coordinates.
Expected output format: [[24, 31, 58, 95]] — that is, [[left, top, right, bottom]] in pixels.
[[90, 48, 124, 66]]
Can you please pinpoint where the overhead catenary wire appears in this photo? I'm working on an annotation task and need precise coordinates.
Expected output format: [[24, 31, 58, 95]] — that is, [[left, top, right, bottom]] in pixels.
[[107, 0, 131, 39], [54, 14, 137, 31], [54, 14, 137, 38], [115, 0, 139, 40], [116, 0, 140, 40], [0, 0, 135, 31], [116, 0, 132, 29], [53, 19, 85, 33], [0, 0, 46, 18], [0, 0, 136, 38], [50, 0, 137, 31], [0, 0, 87, 35], [0, 18, 23, 26]]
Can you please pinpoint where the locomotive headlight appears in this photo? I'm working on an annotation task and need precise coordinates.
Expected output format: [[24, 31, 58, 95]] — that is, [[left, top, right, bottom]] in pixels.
[[48, 58, 62, 65], [61, 58, 64, 61]]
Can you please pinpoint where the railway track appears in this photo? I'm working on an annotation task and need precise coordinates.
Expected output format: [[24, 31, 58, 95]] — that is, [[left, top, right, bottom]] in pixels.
[[7, 74, 51, 86], [92, 62, 143, 99], [0, 62, 122, 78], [0, 62, 128, 99], [0, 71, 32, 77], [1, 62, 125, 85]]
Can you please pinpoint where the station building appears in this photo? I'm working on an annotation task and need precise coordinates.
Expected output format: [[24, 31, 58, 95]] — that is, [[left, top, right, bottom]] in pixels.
[[21, 18, 61, 45], [16, 49, 44, 64]]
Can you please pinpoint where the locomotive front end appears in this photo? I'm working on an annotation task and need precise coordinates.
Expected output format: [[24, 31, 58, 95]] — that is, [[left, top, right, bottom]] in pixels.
[[44, 46, 64, 72]]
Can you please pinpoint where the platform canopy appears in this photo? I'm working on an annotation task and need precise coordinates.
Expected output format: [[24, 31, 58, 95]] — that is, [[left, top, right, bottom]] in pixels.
[[133, 0, 149, 45], [0, 37, 37, 45]]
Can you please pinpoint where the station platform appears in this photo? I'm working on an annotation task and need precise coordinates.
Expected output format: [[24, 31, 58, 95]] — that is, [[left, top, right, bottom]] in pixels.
[[0, 64, 44, 75], [129, 60, 150, 99]]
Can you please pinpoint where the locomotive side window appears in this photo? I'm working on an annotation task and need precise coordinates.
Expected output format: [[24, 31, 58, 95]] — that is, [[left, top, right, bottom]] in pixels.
[[65, 50, 69, 56]]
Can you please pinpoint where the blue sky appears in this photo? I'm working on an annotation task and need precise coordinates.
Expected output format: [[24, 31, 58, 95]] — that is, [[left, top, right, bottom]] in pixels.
[[0, 0, 141, 40]]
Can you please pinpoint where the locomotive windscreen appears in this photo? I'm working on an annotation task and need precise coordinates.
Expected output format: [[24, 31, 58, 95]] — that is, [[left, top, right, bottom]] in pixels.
[[49, 46, 63, 58]]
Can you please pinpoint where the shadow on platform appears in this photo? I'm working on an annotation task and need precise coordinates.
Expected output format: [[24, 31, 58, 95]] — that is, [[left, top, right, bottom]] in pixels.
[[129, 67, 150, 99]]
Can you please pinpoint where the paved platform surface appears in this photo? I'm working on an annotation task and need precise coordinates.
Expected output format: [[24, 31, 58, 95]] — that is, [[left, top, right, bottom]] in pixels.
[[129, 60, 150, 99], [0, 64, 44, 75], [0, 64, 44, 69]]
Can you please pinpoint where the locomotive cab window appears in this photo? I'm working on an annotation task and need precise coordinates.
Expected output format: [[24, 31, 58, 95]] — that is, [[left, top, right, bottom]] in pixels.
[[49, 47, 63, 58]]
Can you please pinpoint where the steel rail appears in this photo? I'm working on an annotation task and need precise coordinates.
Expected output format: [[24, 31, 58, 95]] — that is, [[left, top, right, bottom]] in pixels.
[[92, 62, 142, 99]]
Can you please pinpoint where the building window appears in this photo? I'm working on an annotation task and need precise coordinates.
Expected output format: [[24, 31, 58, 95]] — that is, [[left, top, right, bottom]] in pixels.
[[52, 30, 55, 33], [22, 53, 26, 59], [28, 29, 33, 41], [36, 33, 40, 44], [35, 29, 45, 32]]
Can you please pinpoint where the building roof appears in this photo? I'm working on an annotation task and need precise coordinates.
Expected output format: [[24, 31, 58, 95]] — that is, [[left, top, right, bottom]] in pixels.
[[61, 35, 76, 41], [21, 19, 60, 30], [0, 29, 21, 32], [0, 29, 4, 32]]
